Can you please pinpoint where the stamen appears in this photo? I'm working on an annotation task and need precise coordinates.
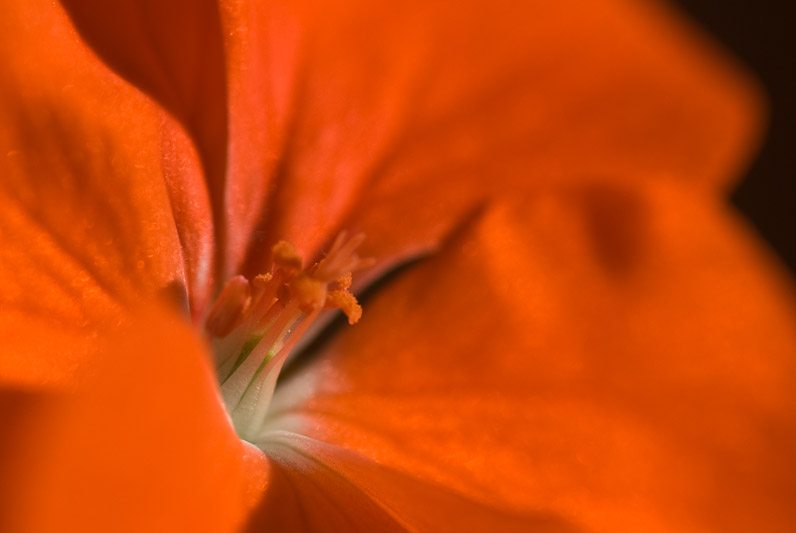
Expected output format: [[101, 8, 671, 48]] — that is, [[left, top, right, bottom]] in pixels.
[[206, 233, 370, 444], [271, 240, 303, 274], [326, 289, 362, 325], [204, 275, 251, 338], [336, 272, 353, 290], [289, 273, 328, 312]]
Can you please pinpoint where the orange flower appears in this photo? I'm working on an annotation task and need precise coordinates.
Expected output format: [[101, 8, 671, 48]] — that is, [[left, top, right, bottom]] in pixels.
[[2, 0, 795, 531]]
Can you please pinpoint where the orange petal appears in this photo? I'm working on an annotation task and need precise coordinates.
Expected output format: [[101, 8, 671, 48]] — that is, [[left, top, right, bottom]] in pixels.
[[0, 305, 267, 533], [213, 0, 761, 278], [59, 0, 228, 259], [268, 182, 796, 531], [56, 0, 761, 281], [246, 432, 577, 532], [0, 0, 214, 384]]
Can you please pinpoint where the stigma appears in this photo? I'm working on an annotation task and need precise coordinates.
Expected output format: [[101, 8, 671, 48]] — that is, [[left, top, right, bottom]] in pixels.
[[205, 232, 371, 444]]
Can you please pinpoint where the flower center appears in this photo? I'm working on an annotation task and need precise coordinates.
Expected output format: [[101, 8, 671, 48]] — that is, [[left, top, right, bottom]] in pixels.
[[204, 232, 371, 444]]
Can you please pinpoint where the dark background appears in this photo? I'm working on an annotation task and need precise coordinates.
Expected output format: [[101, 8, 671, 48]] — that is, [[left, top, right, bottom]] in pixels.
[[673, 0, 796, 274]]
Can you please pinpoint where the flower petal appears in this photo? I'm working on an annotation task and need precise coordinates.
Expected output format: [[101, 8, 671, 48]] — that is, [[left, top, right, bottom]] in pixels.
[[247, 432, 577, 532], [269, 182, 796, 531], [59, 0, 228, 240], [0, 0, 211, 383], [0, 306, 267, 533], [58, 0, 760, 280], [215, 0, 761, 277]]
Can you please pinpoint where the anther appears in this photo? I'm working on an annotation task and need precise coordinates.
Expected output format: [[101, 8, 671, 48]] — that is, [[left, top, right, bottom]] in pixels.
[[326, 288, 362, 324], [271, 240, 303, 274]]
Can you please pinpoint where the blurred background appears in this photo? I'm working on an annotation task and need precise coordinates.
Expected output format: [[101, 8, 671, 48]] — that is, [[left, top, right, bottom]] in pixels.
[[675, 0, 796, 274]]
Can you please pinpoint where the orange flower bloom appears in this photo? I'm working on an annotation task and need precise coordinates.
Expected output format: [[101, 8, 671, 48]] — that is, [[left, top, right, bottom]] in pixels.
[[2, 0, 795, 531]]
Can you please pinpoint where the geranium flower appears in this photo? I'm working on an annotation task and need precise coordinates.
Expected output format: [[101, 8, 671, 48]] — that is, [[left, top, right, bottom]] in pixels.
[[1, 0, 795, 531]]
